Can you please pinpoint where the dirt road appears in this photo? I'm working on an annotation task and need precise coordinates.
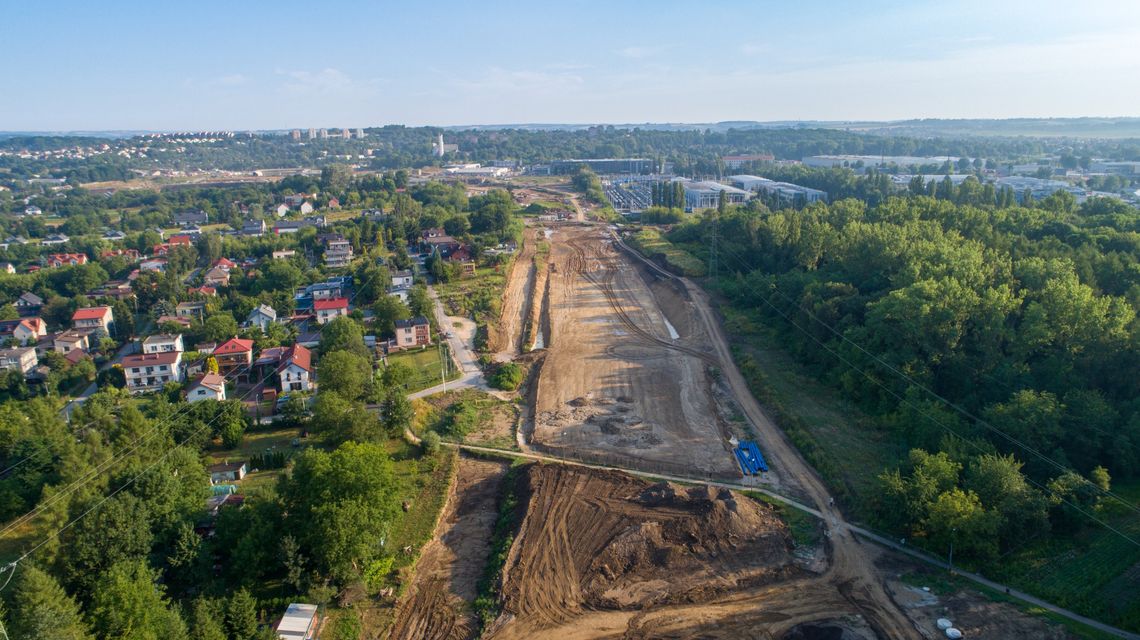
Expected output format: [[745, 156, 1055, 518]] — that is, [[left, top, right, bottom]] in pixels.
[[531, 226, 738, 478], [390, 456, 509, 640], [613, 233, 922, 639]]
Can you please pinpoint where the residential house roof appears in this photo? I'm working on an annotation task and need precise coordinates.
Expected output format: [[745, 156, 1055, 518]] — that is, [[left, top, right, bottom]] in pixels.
[[207, 461, 246, 474], [312, 297, 349, 311], [215, 337, 254, 355], [190, 373, 226, 393], [122, 351, 181, 367], [249, 304, 277, 320], [17, 292, 43, 306], [72, 307, 111, 321], [395, 316, 430, 329]]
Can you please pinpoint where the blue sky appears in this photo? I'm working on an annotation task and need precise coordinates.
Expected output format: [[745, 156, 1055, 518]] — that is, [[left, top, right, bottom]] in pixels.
[[5, 0, 1139, 130]]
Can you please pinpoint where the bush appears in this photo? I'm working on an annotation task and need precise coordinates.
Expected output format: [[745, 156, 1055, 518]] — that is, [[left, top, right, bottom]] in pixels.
[[440, 400, 480, 439], [488, 363, 523, 391], [421, 431, 441, 456]]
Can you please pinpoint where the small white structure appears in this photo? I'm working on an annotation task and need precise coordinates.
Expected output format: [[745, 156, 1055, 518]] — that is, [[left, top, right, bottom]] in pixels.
[[187, 373, 226, 402], [142, 333, 184, 354], [275, 603, 319, 640]]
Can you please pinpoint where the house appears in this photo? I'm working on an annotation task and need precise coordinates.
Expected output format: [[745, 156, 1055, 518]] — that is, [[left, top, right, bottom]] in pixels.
[[187, 373, 226, 402], [256, 343, 312, 393], [46, 253, 88, 268], [173, 210, 209, 226], [41, 234, 70, 246], [0, 318, 46, 345], [327, 197, 340, 209], [313, 298, 349, 325], [176, 301, 207, 321], [187, 285, 217, 297], [299, 201, 314, 215], [283, 194, 308, 208], [142, 333, 184, 354], [241, 219, 266, 236], [202, 265, 231, 287], [324, 239, 354, 268], [395, 316, 431, 348], [156, 315, 193, 329], [121, 350, 183, 393], [246, 304, 277, 332], [0, 347, 38, 375], [72, 306, 114, 334], [23, 205, 42, 217], [169, 234, 194, 247], [14, 292, 43, 316], [3, 264, 13, 275], [101, 248, 140, 261], [275, 203, 290, 218], [213, 257, 238, 271], [275, 603, 319, 640], [207, 461, 247, 484], [194, 342, 217, 354], [102, 230, 127, 241], [53, 330, 90, 355], [139, 258, 168, 272], [274, 220, 303, 234], [88, 279, 135, 300], [272, 249, 296, 260], [391, 270, 414, 288], [214, 337, 254, 376]]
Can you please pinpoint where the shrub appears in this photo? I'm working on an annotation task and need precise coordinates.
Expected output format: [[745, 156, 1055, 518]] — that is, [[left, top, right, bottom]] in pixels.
[[421, 431, 441, 456], [488, 363, 523, 391]]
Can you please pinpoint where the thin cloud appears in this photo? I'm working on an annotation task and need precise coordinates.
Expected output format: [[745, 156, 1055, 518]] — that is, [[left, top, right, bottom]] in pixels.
[[617, 45, 664, 59]]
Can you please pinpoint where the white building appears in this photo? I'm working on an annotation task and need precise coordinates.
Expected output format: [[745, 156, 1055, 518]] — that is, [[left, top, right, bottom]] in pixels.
[[673, 179, 749, 210], [187, 373, 226, 402], [275, 603, 319, 640], [142, 334, 184, 354], [246, 304, 278, 332], [122, 351, 183, 393], [0, 347, 38, 375], [728, 175, 828, 204]]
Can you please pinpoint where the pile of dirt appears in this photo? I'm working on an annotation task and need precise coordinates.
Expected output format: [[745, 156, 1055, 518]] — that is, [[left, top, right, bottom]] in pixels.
[[487, 464, 802, 638]]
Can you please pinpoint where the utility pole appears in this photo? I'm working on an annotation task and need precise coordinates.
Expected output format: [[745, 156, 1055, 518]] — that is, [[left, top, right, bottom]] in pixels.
[[708, 213, 718, 279], [947, 527, 956, 575]]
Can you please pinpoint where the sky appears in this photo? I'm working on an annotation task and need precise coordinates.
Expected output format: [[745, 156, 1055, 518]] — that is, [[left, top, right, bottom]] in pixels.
[[5, 0, 1140, 131]]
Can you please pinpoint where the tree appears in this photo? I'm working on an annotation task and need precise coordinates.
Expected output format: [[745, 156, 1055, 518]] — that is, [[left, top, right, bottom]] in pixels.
[[88, 560, 189, 640], [489, 362, 524, 391], [965, 454, 1049, 548], [381, 389, 413, 436], [421, 430, 441, 456], [186, 598, 226, 640], [60, 493, 154, 594], [201, 313, 239, 343], [7, 565, 93, 640], [380, 361, 416, 391], [225, 589, 259, 640], [320, 316, 369, 358], [281, 442, 401, 583], [219, 419, 244, 449], [407, 284, 432, 318], [318, 350, 373, 401], [921, 488, 1000, 561], [309, 392, 381, 443], [372, 295, 411, 337]]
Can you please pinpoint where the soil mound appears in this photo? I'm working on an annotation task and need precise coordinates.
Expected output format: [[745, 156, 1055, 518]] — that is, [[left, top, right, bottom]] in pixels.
[[489, 463, 800, 637]]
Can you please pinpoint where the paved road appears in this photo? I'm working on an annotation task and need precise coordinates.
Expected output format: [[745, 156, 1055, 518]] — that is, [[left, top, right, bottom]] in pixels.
[[452, 442, 1140, 640], [61, 334, 141, 420]]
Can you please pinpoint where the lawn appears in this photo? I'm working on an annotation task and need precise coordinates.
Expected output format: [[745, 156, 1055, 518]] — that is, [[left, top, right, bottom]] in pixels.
[[988, 480, 1140, 632], [381, 345, 461, 393], [626, 228, 706, 277], [418, 389, 520, 450]]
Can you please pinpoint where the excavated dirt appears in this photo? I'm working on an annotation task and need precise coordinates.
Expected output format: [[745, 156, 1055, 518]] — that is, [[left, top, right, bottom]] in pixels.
[[532, 226, 738, 478], [484, 463, 878, 640], [389, 456, 509, 640], [494, 226, 539, 360]]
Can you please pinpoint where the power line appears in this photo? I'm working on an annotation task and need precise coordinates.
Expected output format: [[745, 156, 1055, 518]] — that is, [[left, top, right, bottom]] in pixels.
[[705, 235, 1140, 522]]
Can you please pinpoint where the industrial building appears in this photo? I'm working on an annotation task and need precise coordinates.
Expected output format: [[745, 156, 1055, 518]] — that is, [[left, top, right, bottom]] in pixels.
[[672, 179, 750, 210], [996, 176, 1086, 202], [722, 154, 774, 169], [802, 154, 966, 172], [728, 175, 828, 204], [549, 158, 654, 175]]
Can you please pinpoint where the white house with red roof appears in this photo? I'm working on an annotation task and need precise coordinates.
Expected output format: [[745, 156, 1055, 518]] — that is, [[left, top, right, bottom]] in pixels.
[[312, 297, 349, 325], [122, 351, 183, 393], [0, 317, 46, 345], [187, 373, 226, 402], [72, 306, 114, 334], [214, 337, 254, 377], [257, 343, 313, 392]]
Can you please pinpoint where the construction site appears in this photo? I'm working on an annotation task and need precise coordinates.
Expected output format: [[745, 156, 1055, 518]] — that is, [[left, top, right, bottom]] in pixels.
[[389, 216, 1085, 640]]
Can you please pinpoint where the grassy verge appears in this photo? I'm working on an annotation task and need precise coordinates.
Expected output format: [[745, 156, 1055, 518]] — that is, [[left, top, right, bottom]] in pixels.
[[747, 491, 822, 549], [419, 389, 520, 451], [625, 228, 705, 277], [436, 265, 510, 354]]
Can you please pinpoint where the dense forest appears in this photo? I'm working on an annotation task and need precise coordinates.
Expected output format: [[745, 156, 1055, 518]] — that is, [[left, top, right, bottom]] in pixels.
[[668, 191, 1140, 566]]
